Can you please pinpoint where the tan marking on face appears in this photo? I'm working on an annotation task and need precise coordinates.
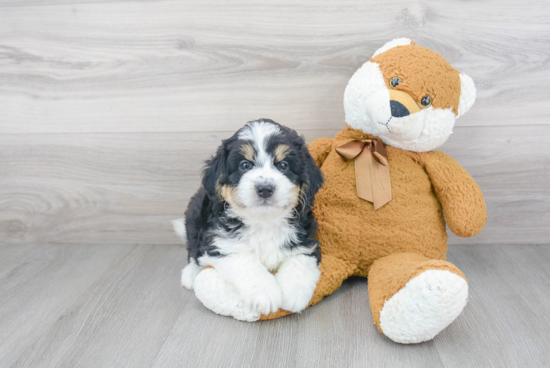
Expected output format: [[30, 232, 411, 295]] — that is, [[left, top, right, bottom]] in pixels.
[[215, 182, 223, 200], [240, 143, 255, 161], [286, 184, 301, 209], [371, 44, 461, 115], [220, 184, 241, 210], [274, 144, 291, 162], [300, 182, 308, 195]]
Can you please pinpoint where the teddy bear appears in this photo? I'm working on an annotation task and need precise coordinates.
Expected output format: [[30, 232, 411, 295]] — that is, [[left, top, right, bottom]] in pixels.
[[191, 38, 487, 344]]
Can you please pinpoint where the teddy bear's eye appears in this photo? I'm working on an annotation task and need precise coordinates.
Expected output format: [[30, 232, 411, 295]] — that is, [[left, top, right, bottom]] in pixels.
[[420, 96, 432, 107], [390, 77, 401, 88]]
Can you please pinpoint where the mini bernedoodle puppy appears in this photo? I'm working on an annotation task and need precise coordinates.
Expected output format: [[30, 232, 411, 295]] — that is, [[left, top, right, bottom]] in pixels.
[[179, 119, 324, 316]]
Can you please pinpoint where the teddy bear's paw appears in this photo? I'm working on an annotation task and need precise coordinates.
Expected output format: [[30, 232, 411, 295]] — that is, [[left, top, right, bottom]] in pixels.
[[275, 256, 321, 313], [379, 270, 468, 344], [193, 268, 261, 322]]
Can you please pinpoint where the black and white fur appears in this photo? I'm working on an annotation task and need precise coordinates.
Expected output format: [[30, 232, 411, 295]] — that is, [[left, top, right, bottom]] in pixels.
[[180, 119, 323, 314]]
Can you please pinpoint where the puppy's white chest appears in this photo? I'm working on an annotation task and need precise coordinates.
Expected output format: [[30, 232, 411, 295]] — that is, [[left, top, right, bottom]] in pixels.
[[244, 220, 295, 271]]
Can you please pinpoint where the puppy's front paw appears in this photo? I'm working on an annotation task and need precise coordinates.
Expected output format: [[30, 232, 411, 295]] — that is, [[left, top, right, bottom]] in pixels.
[[240, 276, 282, 315], [180, 260, 202, 290], [194, 268, 261, 322], [276, 277, 317, 313], [275, 256, 321, 313]]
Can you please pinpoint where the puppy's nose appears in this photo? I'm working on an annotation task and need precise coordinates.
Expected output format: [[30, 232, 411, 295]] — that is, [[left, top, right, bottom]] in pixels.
[[256, 184, 274, 198], [390, 100, 410, 117]]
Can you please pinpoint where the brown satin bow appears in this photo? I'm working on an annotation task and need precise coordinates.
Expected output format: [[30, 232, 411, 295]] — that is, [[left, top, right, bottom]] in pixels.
[[335, 139, 392, 210]]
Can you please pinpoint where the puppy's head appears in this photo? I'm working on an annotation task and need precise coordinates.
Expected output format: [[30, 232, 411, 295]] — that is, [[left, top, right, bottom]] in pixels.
[[202, 119, 323, 220], [344, 38, 476, 152]]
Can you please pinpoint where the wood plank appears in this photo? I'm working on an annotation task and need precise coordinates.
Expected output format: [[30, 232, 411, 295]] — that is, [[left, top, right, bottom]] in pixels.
[[153, 276, 444, 368], [443, 125, 550, 245], [11, 244, 189, 368], [0, 129, 338, 244], [0, 243, 133, 368], [435, 245, 550, 367], [2, 243, 548, 367], [1, 126, 548, 245], [0, 243, 44, 292], [1, 0, 549, 134]]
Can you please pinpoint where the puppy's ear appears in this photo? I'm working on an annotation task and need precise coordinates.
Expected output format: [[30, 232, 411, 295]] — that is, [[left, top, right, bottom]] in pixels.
[[202, 143, 228, 213], [301, 146, 324, 208]]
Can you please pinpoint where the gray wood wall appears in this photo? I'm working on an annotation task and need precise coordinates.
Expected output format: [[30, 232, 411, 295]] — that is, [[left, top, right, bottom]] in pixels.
[[1, 0, 549, 245]]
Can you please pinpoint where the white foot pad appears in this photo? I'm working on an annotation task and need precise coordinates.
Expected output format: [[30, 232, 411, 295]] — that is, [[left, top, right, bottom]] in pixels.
[[193, 268, 261, 322], [379, 270, 468, 344]]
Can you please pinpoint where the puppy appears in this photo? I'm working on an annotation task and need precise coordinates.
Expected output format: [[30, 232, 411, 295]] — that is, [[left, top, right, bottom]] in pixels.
[[180, 119, 323, 315]]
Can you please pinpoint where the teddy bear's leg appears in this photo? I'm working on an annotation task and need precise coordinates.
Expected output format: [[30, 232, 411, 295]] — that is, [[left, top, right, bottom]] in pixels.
[[368, 253, 468, 344]]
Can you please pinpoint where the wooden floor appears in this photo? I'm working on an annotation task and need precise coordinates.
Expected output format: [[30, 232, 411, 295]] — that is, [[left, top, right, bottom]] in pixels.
[[1, 243, 549, 368]]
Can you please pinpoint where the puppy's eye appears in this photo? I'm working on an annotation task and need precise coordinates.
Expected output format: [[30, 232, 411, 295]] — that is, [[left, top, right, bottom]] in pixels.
[[420, 96, 432, 107], [239, 160, 253, 171], [390, 77, 402, 88], [276, 161, 289, 172]]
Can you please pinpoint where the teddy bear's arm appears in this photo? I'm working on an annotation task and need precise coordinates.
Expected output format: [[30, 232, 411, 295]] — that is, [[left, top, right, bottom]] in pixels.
[[307, 138, 333, 167], [421, 151, 487, 237]]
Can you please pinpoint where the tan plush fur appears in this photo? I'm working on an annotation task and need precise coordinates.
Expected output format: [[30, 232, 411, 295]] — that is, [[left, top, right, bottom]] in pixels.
[[372, 43, 461, 114], [261, 127, 485, 321]]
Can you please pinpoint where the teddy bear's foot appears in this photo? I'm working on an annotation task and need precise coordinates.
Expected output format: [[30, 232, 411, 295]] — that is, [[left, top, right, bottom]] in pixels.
[[193, 268, 261, 322], [379, 269, 468, 344], [368, 253, 468, 344]]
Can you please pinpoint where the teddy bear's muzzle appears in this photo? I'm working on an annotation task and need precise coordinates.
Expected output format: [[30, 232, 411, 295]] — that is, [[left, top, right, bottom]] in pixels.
[[389, 89, 420, 117], [365, 89, 424, 141]]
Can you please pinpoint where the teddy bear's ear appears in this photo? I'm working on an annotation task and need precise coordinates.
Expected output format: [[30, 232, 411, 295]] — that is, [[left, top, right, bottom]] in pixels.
[[457, 72, 476, 118], [372, 38, 414, 58]]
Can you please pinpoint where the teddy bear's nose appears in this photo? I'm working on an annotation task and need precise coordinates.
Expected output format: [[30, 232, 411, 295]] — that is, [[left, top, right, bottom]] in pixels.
[[390, 100, 410, 118]]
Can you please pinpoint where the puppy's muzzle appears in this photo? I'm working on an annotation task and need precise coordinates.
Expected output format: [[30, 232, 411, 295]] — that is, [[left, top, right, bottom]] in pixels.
[[256, 184, 275, 199]]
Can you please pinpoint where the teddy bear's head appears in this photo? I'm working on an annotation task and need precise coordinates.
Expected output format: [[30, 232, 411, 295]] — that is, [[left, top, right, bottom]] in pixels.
[[344, 38, 476, 152]]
